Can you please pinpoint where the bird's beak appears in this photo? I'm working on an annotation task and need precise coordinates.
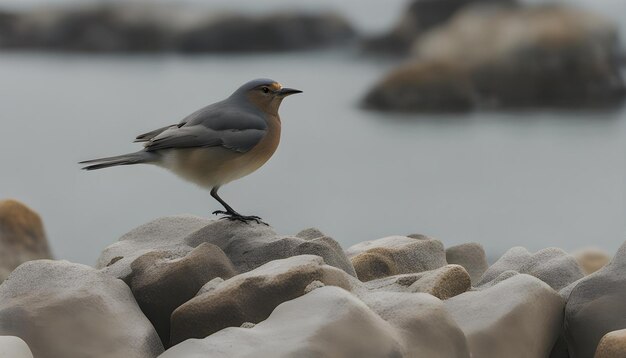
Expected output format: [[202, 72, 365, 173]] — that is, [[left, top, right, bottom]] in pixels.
[[278, 88, 303, 97]]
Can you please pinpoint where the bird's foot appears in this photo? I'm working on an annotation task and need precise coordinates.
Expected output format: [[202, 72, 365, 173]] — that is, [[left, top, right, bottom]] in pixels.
[[212, 211, 268, 225]]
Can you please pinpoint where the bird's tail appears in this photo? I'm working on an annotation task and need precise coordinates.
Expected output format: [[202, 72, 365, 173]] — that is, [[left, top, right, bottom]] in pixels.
[[79, 150, 157, 171]]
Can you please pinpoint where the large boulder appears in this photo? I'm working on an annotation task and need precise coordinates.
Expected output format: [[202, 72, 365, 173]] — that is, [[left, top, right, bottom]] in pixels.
[[573, 248, 611, 275], [170, 255, 354, 345], [445, 242, 488, 284], [0, 260, 163, 358], [161, 287, 406, 358], [177, 12, 356, 53], [128, 243, 237, 346], [0, 199, 52, 281], [345, 235, 446, 281], [477, 247, 584, 291], [445, 274, 564, 358], [564, 240, 626, 358], [97, 215, 356, 280], [363, 5, 625, 111], [363, 0, 515, 55], [594, 329, 626, 358]]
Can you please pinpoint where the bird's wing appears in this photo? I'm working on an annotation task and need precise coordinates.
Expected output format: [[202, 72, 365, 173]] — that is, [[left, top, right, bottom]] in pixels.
[[134, 125, 177, 143], [144, 107, 267, 153]]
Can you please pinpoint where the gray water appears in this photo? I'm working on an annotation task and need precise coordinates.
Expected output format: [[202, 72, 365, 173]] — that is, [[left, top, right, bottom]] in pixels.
[[2, 0, 626, 265]]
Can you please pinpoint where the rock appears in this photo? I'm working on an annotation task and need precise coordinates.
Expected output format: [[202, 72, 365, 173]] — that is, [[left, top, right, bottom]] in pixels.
[[573, 248, 611, 275], [177, 12, 356, 53], [594, 329, 626, 358], [295, 227, 325, 239], [170, 255, 355, 345], [0, 336, 34, 358], [0, 260, 163, 358], [363, 5, 625, 111], [0, 199, 52, 281], [564, 240, 626, 358], [128, 243, 237, 347], [362, 264, 471, 299], [98, 216, 356, 280], [477, 247, 584, 291], [345, 235, 446, 281], [445, 242, 488, 284], [359, 291, 470, 357], [363, 0, 514, 55], [162, 287, 405, 358], [445, 274, 564, 358]]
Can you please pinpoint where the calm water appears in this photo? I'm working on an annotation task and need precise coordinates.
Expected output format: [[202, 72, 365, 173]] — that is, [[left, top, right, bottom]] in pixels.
[[1, 0, 626, 264]]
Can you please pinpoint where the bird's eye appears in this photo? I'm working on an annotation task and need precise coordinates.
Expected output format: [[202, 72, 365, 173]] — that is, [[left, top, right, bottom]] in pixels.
[[262, 87, 270, 94]]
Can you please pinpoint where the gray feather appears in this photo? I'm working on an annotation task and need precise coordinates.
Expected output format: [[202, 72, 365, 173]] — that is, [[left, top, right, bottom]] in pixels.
[[79, 151, 157, 170], [135, 125, 176, 142]]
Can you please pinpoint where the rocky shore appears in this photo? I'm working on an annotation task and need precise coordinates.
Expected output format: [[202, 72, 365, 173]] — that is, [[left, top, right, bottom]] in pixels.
[[0, 209, 623, 357]]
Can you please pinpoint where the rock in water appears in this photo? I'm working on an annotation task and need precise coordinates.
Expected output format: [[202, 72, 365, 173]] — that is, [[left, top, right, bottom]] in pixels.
[[170, 255, 354, 345], [445, 242, 489, 285], [345, 235, 446, 281], [594, 329, 626, 358], [162, 287, 406, 358], [477, 247, 584, 290], [565, 240, 626, 358], [0, 260, 163, 358], [445, 274, 564, 358], [363, 5, 625, 111], [0, 199, 52, 281], [128, 243, 237, 347]]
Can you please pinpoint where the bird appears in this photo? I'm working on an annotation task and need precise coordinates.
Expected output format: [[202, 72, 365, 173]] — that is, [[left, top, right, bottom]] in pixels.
[[80, 78, 302, 224]]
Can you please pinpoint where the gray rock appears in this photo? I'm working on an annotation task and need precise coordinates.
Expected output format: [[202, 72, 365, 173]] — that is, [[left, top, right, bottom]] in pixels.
[[594, 329, 626, 358], [295, 227, 325, 239], [478, 247, 584, 290], [364, 5, 625, 111], [345, 235, 446, 281], [359, 291, 470, 357], [446, 242, 489, 284], [564, 240, 626, 358], [162, 287, 406, 358], [170, 255, 355, 345], [0, 336, 34, 358], [128, 243, 237, 346], [362, 264, 471, 299], [445, 274, 564, 358], [98, 216, 356, 280], [0, 199, 52, 281], [0, 260, 163, 358]]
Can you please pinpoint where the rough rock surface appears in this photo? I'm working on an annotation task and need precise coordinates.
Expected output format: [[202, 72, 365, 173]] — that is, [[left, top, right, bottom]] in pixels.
[[363, 5, 625, 111], [162, 287, 406, 358], [362, 264, 471, 299], [445, 242, 488, 284], [445, 274, 564, 358], [170, 255, 355, 345], [0, 336, 34, 358], [594, 329, 626, 358], [0, 260, 163, 358], [565, 240, 626, 358], [573, 248, 611, 275], [98, 216, 356, 280], [477, 247, 584, 290], [345, 235, 446, 281], [128, 243, 237, 346], [0, 199, 52, 281]]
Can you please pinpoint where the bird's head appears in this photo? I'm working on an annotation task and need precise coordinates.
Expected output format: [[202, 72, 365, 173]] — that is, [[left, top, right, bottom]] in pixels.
[[231, 78, 302, 116]]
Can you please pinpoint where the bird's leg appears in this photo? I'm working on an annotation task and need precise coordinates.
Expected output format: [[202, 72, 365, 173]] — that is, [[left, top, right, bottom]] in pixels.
[[210, 187, 267, 225]]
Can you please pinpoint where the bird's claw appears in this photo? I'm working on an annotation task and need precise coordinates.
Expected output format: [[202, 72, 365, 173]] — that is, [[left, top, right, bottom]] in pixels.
[[212, 211, 268, 226]]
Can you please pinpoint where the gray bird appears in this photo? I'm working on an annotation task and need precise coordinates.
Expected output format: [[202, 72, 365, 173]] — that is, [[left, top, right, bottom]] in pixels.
[[80, 78, 302, 224]]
